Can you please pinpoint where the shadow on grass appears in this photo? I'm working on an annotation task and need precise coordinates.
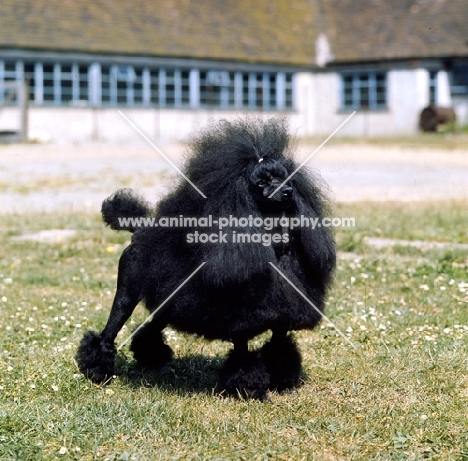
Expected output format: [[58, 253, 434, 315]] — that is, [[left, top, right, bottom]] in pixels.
[[114, 353, 309, 398], [115, 354, 223, 397]]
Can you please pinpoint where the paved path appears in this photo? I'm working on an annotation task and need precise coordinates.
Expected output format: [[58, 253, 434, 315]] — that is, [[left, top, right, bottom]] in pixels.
[[0, 141, 467, 214]]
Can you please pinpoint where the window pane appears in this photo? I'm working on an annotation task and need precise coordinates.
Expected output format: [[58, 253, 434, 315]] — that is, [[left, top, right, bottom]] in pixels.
[[451, 64, 468, 94], [181, 70, 190, 105], [134, 68, 143, 105], [285, 73, 293, 109], [360, 86, 369, 108], [344, 88, 353, 107], [150, 70, 159, 104], [166, 70, 175, 107], [375, 73, 387, 107], [268, 74, 276, 107], [24, 63, 36, 103], [200, 70, 232, 108], [255, 73, 263, 108], [78, 65, 89, 102], [242, 73, 249, 107], [341, 72, 386, 110], [43, 64, 54, 102], [358, 74, 369, 85]]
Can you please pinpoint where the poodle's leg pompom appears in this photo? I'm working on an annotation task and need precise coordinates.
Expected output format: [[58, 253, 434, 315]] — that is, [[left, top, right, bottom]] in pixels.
[[219, 349, 271, 401], [130, 325, 173, 369], [75, 331, 117, 383], [261, 333, 302, 393]]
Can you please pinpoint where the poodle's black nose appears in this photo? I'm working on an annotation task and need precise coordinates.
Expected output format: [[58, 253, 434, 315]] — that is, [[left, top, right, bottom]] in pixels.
[[281, 186, 293, 198]]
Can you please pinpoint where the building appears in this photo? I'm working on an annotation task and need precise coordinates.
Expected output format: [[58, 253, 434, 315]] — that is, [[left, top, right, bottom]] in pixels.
[[0, 0, 467, 142]]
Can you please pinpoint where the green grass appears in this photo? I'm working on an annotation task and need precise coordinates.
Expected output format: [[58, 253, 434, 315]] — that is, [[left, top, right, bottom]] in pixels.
[[300, 132, 468, 150], [1, 202, 468, 460], [0, 170, 175, 195]]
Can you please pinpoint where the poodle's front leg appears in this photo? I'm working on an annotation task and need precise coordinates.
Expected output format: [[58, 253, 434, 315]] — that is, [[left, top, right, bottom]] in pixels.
[[219, 337, 271, 400], [76, 246, 142, 383], [76, 287, 140, 383]]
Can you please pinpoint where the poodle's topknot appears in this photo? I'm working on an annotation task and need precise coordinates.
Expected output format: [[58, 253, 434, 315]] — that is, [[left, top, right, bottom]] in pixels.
[[184, 117, 294, 190]]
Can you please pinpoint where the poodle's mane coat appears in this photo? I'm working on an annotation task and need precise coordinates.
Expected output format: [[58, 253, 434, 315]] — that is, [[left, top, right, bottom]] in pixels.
[[141, 118, 335, 288]]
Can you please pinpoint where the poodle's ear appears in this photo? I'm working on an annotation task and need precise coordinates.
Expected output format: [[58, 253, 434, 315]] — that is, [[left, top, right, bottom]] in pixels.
[[289, 170, 336, 278], [200, 176, 275, 287]]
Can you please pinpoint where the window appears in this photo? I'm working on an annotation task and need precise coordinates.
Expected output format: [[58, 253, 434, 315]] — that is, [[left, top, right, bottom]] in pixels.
[[102, 65, 137, 106], [284, 73, 294, 109], [0, 59, 296, 111], [200, 70, 234, 108], [341, 72, 387, 110], [29, 62, 90, 106], [0, 61, 19, 105], [450, 64, 468, 95]]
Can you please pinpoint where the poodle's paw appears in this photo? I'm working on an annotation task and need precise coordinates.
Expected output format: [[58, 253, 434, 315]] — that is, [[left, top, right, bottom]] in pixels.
[[261, 334, 302, 392], [130, 330, 173, 370], [219, 350, 271, 401], [75, 331, 116, 383]]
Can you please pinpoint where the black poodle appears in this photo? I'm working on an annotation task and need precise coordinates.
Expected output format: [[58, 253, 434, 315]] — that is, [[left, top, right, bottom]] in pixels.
[[76, 118, 336, 400]]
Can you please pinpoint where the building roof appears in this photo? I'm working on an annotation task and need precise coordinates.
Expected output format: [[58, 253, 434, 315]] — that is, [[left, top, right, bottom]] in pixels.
[[0, 0, 319, 67], [320, 0, 468, 64], [0, 0, 468, 67]]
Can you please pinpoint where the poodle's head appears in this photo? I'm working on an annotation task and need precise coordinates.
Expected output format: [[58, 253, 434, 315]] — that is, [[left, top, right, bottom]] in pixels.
[[184, 118, 302, 214], [248, 158, 293, 212]]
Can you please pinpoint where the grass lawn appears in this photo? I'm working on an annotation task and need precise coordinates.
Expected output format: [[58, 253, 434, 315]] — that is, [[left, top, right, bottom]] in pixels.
[[0, 201, 467, 460], [301, 131, 468, 150]]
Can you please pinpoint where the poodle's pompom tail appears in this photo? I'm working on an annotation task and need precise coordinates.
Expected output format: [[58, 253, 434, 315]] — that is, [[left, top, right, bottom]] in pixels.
[[101, 188, 152, 232]]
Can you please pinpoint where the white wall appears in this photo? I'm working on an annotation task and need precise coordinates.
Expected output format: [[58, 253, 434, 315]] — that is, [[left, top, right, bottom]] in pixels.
[[20, 107, 299, 144], [291, 68, 437, 137], [436, 71, 452, 106], [453, 96, 468, 125]]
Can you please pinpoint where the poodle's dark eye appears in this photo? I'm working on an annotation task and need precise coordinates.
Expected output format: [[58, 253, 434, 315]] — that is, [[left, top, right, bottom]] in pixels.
[[257, 180, 267, 188]]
